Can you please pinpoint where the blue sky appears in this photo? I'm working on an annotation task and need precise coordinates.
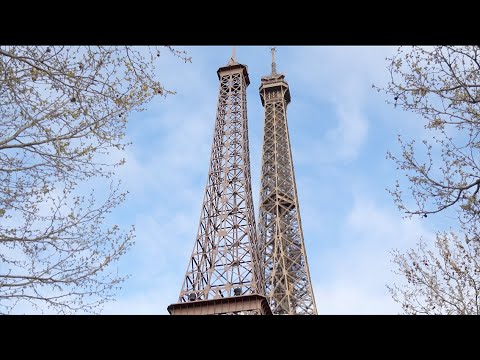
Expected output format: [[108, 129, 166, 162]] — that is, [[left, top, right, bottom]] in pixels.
[[98, 46, 443, 314]]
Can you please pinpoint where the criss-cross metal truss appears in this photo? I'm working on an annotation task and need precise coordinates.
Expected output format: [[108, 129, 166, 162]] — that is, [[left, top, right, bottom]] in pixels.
[[169, 53, 268, 315], [257, 48, 317, 315]]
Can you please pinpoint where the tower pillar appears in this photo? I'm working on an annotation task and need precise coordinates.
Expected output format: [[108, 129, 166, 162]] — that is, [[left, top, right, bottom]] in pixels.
[[168, 51, 270, 315], [257, 49, 317, 315]]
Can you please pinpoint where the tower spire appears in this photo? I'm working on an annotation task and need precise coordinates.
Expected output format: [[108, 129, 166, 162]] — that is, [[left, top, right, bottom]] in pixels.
[[271, 47, 277, 75]]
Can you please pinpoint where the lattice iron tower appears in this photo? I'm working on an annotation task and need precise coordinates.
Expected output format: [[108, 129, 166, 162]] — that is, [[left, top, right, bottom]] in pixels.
[[168, 50, 271, 315], [257, 48, 317, 315]]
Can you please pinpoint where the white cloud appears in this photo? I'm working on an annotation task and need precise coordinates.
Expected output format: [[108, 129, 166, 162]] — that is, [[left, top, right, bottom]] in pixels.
[[314, 188, 435, 314], [101, 273, 180, 315], [289, 46, 397, 163], [316, 285, 398, 315], [324, 104, 368, 161]]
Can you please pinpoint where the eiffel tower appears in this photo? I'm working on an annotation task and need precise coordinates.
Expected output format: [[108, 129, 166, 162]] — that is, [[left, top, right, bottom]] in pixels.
[[167, 49, 271, 315], [257, 48, 317, 314]]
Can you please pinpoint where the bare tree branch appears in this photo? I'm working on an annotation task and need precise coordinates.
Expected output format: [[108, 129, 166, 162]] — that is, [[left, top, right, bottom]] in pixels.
[[388, 232, 480, 314], [377, 46, 480, 314], [0, 46, 191, 314]]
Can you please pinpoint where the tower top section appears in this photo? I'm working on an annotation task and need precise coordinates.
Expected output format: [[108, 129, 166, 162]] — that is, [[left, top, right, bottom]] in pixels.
[[259, 47, 290, 106], [217, 46, 250, 85]]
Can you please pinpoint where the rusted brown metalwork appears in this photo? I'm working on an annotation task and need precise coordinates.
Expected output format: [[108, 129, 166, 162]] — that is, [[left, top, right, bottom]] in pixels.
[[168, 294, 272, 315]]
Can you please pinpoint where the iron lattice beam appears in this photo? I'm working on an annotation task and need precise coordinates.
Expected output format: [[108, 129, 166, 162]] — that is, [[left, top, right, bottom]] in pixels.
[[169, 56, 267, 315], [257, 53, 318, 315]]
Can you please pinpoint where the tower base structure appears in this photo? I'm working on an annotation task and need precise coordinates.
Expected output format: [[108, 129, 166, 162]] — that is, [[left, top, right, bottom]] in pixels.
[[167, 294, 272, 315]]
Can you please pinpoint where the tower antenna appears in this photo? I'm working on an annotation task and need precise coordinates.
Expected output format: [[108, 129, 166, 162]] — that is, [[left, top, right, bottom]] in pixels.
[[228, 46, 237, 65], [271, 47, 277, 75]]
